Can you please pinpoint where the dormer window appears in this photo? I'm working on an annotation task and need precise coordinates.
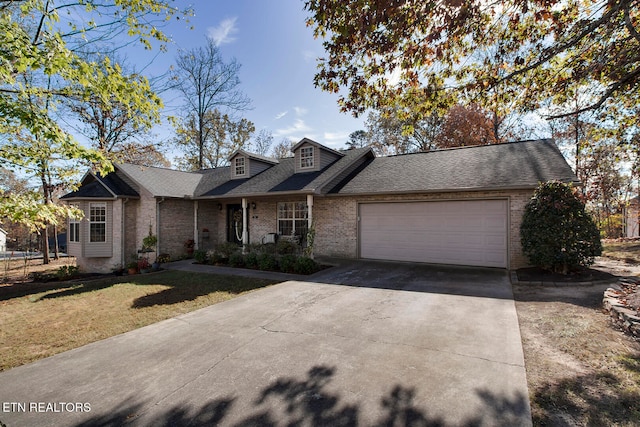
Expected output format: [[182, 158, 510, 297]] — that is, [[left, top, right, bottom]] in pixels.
[[234, 157, 246, 176], [300, 146, 314, 169]]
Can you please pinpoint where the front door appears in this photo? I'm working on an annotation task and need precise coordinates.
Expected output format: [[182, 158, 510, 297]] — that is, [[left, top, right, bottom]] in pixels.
[[227, 204, 247, 244]]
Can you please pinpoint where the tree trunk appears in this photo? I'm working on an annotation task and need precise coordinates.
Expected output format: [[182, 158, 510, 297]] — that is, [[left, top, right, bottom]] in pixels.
[[53, 225, 59, 260]]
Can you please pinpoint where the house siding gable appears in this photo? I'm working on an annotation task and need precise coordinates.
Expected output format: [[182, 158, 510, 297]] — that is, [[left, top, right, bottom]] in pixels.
[[294, 143, 343, 174]]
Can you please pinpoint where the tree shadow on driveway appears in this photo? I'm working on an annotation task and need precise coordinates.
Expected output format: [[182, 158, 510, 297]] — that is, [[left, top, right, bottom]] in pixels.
[[68, 365, 529, 427]]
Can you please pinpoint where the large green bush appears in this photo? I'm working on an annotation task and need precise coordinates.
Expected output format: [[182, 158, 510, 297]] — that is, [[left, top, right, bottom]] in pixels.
[[520, 181, 602, 274]]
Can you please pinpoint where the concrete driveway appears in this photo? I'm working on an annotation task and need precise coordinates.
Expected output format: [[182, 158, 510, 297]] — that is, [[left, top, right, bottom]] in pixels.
[[0, 261, 531, 426]]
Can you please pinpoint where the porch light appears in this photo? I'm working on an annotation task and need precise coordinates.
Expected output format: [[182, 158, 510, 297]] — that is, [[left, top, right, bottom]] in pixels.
[[251, 202, 256, 210], [218, 203, 222, 210]]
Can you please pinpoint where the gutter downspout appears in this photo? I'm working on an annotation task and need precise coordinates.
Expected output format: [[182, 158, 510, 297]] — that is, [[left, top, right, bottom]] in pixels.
[[157, 197, 164, 255], [194, 200, 199, 250], [121, 198, 128, 269]]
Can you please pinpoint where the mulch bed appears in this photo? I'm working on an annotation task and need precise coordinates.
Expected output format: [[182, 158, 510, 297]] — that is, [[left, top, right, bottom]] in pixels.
[[516, 266, 617, 283]]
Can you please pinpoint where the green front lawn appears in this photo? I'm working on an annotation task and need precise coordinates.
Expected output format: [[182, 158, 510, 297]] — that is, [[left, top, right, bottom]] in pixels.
[[0, 271, 275, 371]]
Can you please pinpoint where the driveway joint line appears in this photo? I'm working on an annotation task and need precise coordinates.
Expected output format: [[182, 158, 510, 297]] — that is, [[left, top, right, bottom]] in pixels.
[[258, 325, 524, 369]]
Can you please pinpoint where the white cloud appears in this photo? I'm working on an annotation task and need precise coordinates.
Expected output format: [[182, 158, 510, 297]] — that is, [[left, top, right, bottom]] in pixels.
[[274, 111, 288, 120], [207, 17, 238, 46], [302, 50, 317, 63], [293, 106, 308, 116], [274, 119, 312, 140], [323, 131, 350, 145]]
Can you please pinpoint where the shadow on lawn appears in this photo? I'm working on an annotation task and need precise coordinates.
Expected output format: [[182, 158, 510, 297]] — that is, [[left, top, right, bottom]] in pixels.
[[0, 278, 115, 302], [531, 357, 640, 426], [71, 365, 529, 427], [130, 274, 274, 308]]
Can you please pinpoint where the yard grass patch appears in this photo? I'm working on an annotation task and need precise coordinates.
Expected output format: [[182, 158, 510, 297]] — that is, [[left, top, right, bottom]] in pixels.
[[602, 240, 640, 264], [0, 271, 275, 372], [514, 285, 640, 426]]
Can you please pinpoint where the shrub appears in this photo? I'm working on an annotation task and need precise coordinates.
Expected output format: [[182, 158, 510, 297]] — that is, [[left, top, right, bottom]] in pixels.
[[258, 253, 279, 271], [279, 254, 297, 273], [520, 181, 602, 274], [193, 249, 208, 264], [276, 239, 299, 255], [216, 242, 241, 260], [229, 252, 245, 268], [245, 252, 259, 269], [294, 257, 318, 275], [56, 265, 79, 280], [208, 251, 225, 265]]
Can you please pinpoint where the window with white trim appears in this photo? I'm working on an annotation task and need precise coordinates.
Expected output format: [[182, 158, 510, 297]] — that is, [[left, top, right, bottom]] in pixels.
[[277, 202, 308, 238], [69, 205, 80, 243], [300, 146, 314, 169], [89, 202, 106, 242], [234, 157, 246, 176]]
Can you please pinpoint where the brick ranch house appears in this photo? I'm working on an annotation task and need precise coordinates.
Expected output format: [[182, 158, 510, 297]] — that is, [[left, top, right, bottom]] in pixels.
[[62, 138, 578, 273]]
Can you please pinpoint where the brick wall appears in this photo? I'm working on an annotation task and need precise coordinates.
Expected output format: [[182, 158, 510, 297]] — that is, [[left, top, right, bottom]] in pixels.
[[158, 199, 194, 258], [313, 189, 534, 269]]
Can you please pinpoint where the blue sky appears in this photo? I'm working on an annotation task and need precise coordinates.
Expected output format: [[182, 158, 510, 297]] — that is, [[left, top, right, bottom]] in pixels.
[[132, 0, 366, 155]]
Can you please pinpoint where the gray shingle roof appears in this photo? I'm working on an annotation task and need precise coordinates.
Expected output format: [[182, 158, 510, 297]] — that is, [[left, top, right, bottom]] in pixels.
[[61, 172, 139, 200], [64, 139, 576, 201], [334, 139, 577, 195], [197, 146, 373, 198], [117, 163, 203, 198]]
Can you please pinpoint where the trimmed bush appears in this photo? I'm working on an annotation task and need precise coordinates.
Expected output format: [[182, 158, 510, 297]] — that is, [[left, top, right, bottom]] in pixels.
[[279, 254, 297, 273], [520, 181, 602, 274], [258, 253, 279, 271], [229, 252, 245, 268], [276, 239, 299, 255], [216, 242, 241, 260], [245, 252, 259, 269], [294, 256, 318, 275], [193, 249, 208, 264]]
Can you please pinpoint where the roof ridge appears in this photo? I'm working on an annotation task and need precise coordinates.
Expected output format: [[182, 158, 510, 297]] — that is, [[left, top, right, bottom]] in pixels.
[[381, 139, 553, 159]]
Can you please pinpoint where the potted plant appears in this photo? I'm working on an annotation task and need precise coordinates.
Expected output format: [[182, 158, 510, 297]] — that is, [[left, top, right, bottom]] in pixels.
[[126, 261, 138, 275], [142, 229, 157, 253], [138, 257, 150, 274], [184, 239, 195, 256]]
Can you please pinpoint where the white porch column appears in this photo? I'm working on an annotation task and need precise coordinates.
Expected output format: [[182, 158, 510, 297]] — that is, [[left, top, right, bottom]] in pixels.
[[241, 198, 249, 251], [306, 194, 314, 229], [193, 200, 199, 250]]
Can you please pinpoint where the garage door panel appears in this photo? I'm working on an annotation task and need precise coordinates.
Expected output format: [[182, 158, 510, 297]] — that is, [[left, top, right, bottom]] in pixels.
[[359, 200, 508, 268]]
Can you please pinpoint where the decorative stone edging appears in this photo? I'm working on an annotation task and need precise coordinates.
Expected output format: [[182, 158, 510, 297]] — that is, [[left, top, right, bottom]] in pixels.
[[603, 278, 640, 338]]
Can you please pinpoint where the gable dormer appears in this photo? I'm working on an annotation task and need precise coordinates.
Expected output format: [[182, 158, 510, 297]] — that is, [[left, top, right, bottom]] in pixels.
[[228, 149, 279, 180], [292, 138, 345, 174]]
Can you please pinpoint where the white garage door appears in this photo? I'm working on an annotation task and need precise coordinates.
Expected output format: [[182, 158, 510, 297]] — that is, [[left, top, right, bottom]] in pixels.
[[359, 200, 508, 268]]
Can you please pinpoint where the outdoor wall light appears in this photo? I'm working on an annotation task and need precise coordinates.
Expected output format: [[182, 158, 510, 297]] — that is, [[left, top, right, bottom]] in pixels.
[[251, 202, 257, 210], [217, 203, 222, 210]]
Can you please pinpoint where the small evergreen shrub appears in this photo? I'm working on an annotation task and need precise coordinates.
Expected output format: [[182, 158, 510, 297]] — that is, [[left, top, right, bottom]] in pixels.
[[216, 242, 241, 260], [208, 251, 225, 265], [193, 249, 208, 264], [229, 252, 245, 268], [245, 252, 259, 269], [294, 257, 318, 275], [56, 265, 79, 280], [276, 239, 299, 255], [279, 254, 297, 273], [520, 181, 602, 274], [258, 253, 279, 271]]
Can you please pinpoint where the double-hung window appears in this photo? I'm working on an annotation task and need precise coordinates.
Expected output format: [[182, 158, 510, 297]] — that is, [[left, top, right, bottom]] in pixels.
[[69, 205, 80, 243], [277, 202, 308, 238], [300, 146, 314, 169], [235, 157, 246, 176], [89, 202, 106, 242]]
